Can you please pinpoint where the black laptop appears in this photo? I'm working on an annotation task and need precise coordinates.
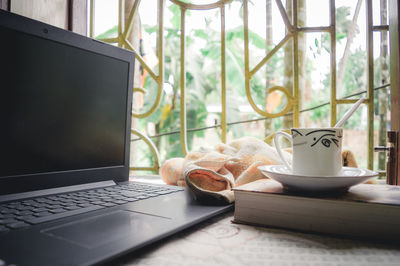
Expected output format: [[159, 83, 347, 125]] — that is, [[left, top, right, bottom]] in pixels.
[[0, 10, 231, 266]]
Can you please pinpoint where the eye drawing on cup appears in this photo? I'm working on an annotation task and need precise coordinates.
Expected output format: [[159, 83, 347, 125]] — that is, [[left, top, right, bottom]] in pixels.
[[292, 129, 342, 148], [274, 127, 344, 176]]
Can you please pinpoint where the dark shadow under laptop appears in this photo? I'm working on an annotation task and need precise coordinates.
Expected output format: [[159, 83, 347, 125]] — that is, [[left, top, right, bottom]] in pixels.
[[0, 10, 232, 266]]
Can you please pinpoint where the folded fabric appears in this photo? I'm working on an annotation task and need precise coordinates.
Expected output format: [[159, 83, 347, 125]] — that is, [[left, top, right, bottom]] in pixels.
[[160, 137, 358, 204]]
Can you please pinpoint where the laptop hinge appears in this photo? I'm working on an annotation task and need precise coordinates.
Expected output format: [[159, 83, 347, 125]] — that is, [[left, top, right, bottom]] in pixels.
[[0, 180, 116, 203]]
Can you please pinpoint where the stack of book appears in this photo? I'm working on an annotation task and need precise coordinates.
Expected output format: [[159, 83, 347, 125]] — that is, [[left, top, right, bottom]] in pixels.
[[233, 179, 400, 242]]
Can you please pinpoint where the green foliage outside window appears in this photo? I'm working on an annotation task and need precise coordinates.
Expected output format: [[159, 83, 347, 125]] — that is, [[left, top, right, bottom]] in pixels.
[[96, 2, 389, 171]]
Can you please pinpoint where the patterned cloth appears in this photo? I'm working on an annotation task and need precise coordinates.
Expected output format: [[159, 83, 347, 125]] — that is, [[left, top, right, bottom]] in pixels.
[[160, 137, 358, 204]]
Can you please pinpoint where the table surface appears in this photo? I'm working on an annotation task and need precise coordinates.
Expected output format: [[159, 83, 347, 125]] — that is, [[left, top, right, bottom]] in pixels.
[[109, 211, 400, 266]]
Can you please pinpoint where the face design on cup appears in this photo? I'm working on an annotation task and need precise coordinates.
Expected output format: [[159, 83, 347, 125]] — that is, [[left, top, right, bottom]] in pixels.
[[292, 129, 342, 149]]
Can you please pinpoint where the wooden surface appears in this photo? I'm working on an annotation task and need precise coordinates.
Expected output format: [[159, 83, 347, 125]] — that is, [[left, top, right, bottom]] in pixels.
[[389, 0, 400, 185], [10, 0, 68, 29], [68, 0, 87, 35], [5, 0, 87, 35], [107, 212, 400, 266], [0, 0, 9, 11]]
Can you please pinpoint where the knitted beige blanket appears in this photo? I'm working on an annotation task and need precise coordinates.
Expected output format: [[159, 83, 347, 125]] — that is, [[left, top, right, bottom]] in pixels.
[[160, 137, 358, 204]]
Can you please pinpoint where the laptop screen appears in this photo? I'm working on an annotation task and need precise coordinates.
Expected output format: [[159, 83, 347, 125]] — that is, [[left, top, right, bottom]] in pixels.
[[0, 11, 134, 194]]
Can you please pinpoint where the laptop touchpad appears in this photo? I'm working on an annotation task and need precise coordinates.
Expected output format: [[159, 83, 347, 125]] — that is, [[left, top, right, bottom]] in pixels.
[[42, 210, 171, 249]]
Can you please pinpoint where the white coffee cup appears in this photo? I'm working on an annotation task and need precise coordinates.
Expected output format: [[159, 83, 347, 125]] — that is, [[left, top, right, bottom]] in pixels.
[[274, 128, 343, 176]]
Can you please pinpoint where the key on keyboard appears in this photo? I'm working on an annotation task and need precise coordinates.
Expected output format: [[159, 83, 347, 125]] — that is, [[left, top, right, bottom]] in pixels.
[[0, 183, 183, 232]]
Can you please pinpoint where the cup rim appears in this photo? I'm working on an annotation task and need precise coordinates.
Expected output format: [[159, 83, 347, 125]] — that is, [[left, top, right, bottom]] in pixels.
[[290, 127, 343, 131]]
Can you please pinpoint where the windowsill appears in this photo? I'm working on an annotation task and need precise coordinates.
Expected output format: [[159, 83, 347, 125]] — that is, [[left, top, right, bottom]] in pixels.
[[129, 175, 165, 185]]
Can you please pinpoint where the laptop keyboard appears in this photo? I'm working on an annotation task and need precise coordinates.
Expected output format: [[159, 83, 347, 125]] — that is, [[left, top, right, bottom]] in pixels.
[[0, 182, 183, 234]]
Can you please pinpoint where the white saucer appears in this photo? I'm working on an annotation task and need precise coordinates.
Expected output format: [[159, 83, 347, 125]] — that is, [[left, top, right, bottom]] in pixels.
[[258, 165, 378, 192]]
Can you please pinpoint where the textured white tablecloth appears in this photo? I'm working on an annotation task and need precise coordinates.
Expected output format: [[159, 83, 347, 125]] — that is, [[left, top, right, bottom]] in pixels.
[[110, 211, 400, 266]]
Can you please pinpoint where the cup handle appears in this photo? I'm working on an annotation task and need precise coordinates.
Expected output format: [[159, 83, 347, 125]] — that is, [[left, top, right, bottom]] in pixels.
[[274, 131, 292, 171]]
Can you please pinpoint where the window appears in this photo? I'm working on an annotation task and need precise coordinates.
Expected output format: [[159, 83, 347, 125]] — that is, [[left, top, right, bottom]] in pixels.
[[4, 0, 396, 182]]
